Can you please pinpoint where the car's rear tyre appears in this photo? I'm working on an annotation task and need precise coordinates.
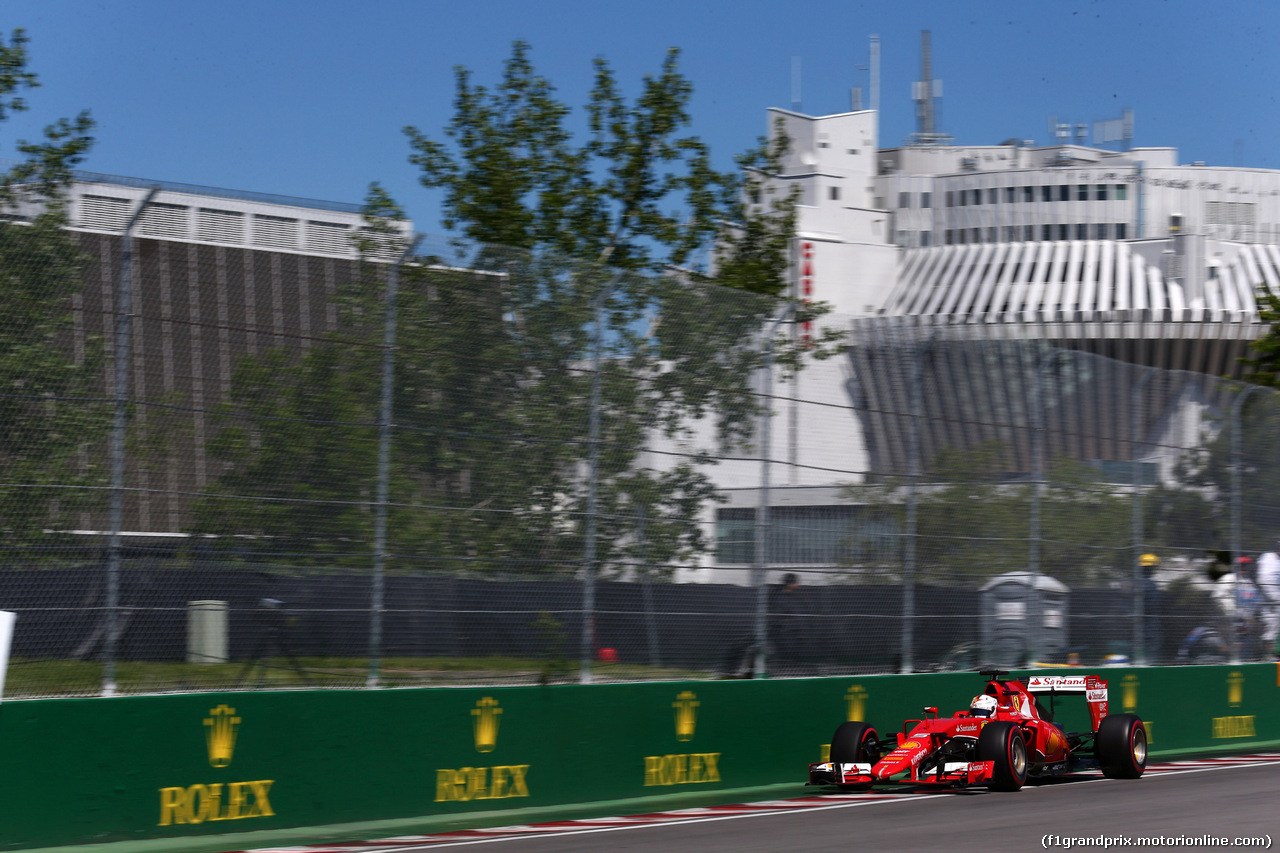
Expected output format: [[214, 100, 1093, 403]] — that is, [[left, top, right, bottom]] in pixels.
[[829, 721, 880, 766], [977, 720, 1028, 791], [1095, 714, 1147, 779]]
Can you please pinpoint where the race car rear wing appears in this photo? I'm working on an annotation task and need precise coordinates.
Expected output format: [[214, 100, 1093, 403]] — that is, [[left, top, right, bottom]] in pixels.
[[1026, 675, 1109, 730]]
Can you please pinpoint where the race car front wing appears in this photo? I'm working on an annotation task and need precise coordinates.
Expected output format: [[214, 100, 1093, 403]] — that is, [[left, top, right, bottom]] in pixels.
[[808, 760, 995, 787]]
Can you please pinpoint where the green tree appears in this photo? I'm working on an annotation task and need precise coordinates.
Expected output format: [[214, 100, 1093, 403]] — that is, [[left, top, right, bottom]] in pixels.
[[1240, 282, 1280, 387], [404, 41, 796, 294], [845, 442, 1133, 585], [194, 46, 837, 576], [1165, 387, 1280, 554], [0, 28, 100, 547]]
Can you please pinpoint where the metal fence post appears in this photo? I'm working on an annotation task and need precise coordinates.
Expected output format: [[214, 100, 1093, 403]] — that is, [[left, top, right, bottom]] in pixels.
[[369, 235, 422, 689], [1130, 367, 1156, 665], [1229, 383, 1262, 665], [104, 187, 157, 698], [580, 274, 619, 684], [900, 330, 933, 674], [753, 302, 796, 679], [1027, 345, 1049, 666]]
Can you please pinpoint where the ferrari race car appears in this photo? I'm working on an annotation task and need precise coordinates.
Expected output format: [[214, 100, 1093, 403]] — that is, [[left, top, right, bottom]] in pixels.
[[808, 671, 1147, 792]]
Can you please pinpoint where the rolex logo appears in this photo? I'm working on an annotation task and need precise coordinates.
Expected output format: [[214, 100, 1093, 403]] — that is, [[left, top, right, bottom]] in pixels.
[[204, 705, 240, 769], [472, 697, 502, 753], [845, 685, 867, 721], [1122, 674, 1139, 712], [673, 691, 699, 742], [1227, 671, 1245, 708]]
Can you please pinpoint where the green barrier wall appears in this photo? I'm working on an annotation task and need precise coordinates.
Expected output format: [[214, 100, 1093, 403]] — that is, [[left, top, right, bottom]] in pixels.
[[1, 663, 1276, 850]]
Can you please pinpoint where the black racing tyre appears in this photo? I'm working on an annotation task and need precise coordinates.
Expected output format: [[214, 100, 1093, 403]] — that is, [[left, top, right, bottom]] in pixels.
[[1095, 713, 1148, 779], [976, 720, 1028, 791], [829, 721, 881, 766]]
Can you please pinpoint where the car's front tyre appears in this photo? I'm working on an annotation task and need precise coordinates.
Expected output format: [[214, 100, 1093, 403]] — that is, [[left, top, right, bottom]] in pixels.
[[977, 720, 1028, 791], [829, 721, 880, 766]]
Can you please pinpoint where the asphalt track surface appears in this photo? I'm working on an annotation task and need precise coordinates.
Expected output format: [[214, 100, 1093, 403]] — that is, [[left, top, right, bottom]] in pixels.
[[241, 757, 1279, 852]]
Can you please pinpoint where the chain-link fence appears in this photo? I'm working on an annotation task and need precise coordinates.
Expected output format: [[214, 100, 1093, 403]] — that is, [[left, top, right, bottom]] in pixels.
[[1, 204, 1278, 698]]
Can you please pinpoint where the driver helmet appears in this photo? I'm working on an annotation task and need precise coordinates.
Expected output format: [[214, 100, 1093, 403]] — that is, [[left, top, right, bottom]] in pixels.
[[970, 694, 998, 718]]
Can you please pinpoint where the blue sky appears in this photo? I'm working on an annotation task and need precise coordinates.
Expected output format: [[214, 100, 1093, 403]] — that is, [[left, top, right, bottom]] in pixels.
[[5, 0, 1279, 233]]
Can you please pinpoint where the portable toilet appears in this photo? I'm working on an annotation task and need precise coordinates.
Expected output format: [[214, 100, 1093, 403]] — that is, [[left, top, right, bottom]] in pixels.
[[979, 572, 1070, 667]]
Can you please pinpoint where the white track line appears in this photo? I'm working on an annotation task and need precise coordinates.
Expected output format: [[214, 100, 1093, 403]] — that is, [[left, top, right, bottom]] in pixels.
[[235, 754, 1280, 852]]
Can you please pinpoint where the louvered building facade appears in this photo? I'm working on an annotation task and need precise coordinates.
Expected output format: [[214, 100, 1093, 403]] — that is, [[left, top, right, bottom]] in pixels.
[[689, 108, 1276, 580]]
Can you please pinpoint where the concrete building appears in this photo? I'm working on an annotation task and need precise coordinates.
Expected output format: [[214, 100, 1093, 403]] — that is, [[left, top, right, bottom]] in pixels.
[[685, 89, 1276, 583]]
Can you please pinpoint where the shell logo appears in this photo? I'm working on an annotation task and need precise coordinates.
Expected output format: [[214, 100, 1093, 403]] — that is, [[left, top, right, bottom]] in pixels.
[[901, 741, 921, 749]]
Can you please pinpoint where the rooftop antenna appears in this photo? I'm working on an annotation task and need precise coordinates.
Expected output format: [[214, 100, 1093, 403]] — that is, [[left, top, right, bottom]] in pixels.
[[909, 30, 950, 145], [1092, 108, 1135, 151], [791, 56, 801, 112]]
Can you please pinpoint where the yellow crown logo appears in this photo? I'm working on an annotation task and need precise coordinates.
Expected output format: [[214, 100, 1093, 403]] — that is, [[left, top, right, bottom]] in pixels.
[[845, 685, 868, 721], [673, 691, 699, 742], [472, 697, 502, 753], [1121, 674, 1139, 712], [1227, 671, 1245, 708], [203, 705, 240, 769]]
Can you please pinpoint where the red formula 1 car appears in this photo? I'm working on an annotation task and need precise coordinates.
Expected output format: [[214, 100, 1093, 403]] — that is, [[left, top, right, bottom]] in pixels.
[[808, 671, 1147, 792]]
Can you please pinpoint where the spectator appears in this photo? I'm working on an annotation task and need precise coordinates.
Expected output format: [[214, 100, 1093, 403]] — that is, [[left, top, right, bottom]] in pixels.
[[1257, 541, 1280, 657], [770, 573, 804, 669], [1138, 554, 1164, 663]]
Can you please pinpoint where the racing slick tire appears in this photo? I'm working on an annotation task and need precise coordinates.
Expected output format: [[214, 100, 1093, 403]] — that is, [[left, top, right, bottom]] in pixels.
[[829, 721, 881, 766], [1095, 713, 1147, 779], [976, 721, 1028, 791]]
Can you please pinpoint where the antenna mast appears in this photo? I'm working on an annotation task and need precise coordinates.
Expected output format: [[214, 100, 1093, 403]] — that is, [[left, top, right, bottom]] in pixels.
[[870, 34, 880, 114], [910, 30, 951, 145]]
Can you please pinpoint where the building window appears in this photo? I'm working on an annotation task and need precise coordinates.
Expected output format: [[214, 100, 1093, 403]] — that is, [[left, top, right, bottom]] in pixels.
[[971, 228, 981, 243], [1059, 185, 1070, 202], [987, 187, 998, 205], [1096, 184, 1109, 201], [972, 189, 982, 206], [899, 191, 912, 208], [1115, 223, 1127, 239], [1115, 184, 1128, 201], [1042, 186, 1053, 202], [716, 505, 893, 565], [818, 141, 830, 148], [1042, 223, 1054, 240], [1006, 186, 1016, 203], [946, 191, 954, 207], [921, 192, 932, 208], [1004, 225, 1017, 241], [1024, 186, 1035, 202], [1057, 223, 1069, 240], [896, 230, 910, 246], [1024, 224, 1036, 241], [829, 186, 841, 201], [946, 229, 955, 244], [920, 231, 932, 247], [1095, 222, 1109, 239], [1078, 184, 1089, 201], [1076, 223, 1088, 239], [987, 227, 998, 242], [847, 148, 859, 155]]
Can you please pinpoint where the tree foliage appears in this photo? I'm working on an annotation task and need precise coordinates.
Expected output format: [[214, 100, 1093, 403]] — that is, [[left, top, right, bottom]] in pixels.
[[1240, 282, 1280, 387], [0, 28, 99, 545], [405, 41, 796, 295], [846, 441, 1134, 586], [191, 46, 837, 575]]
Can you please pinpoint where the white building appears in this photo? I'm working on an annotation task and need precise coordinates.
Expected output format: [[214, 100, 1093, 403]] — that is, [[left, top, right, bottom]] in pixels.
[[682, 93, 1277, 584]]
